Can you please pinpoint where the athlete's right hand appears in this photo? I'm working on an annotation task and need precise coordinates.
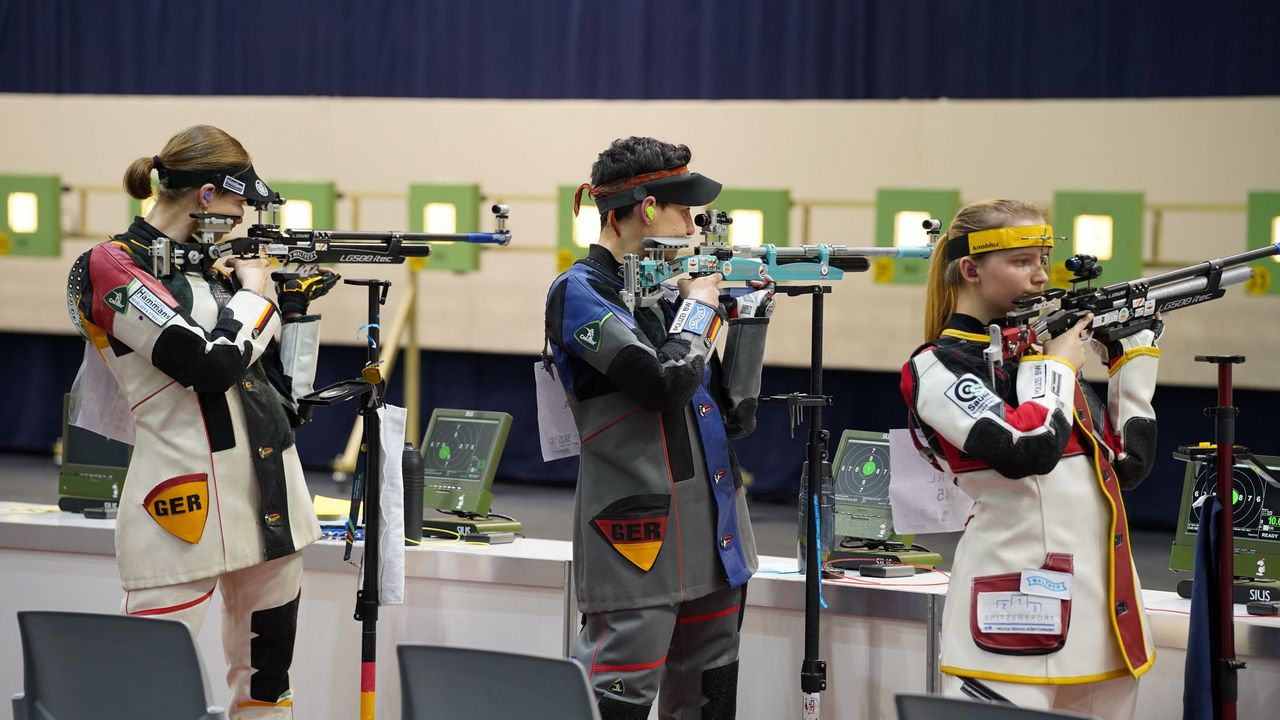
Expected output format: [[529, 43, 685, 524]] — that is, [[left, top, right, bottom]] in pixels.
[[1043, 314, 1093, 372], [677, 272, 723, 307]]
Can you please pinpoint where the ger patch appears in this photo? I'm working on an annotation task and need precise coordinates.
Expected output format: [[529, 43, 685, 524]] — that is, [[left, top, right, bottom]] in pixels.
[[126, 278, 177, 326], [591, 495, 670, 572], [945, 373, 1001, 418], [142, 473, 209, 543], [574, 313, 612, 353]]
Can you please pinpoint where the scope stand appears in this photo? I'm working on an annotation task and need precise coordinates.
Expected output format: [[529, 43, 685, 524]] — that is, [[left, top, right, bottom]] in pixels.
[[761, 285, 834, 720], [1173, 355, 1248, 720], [297, 278, 390, 720]]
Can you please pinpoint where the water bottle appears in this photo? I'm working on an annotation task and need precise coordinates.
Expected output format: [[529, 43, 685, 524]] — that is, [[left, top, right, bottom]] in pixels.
[[402, 442, 424, 545], [796, 459, 834, 575]]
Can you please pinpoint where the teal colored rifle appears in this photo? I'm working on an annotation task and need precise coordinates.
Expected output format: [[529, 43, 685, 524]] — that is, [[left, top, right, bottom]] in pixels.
[[620, 209, 933, 310]]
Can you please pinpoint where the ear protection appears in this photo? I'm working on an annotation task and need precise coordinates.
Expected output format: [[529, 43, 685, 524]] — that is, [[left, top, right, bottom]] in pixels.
[[202, 190, 212, 204], [645, 205, 655, 220]]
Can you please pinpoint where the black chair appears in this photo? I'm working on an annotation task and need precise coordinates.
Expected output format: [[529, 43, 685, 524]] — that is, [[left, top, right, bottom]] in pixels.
[[398, 644, 600, 720], [11, 610, 226, 720], [897, 693, 1100, 720]]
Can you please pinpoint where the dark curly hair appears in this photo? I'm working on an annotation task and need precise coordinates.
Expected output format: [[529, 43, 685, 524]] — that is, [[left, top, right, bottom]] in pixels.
[[589, 137, 693, 226]]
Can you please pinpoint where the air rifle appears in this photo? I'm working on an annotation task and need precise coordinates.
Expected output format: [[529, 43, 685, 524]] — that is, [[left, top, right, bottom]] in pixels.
[[620, 209, 933, 311], [992, 243, 1280, 361], [150, 203, 511, 278]]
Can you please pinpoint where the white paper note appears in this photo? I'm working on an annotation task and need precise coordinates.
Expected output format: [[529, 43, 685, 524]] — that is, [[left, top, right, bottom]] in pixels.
[[534, 361, 580, 461], [887, 428, 974, 534]]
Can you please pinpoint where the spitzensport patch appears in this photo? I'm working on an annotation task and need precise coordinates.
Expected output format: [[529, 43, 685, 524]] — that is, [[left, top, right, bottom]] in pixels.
[[945, 374, 1001, 418], [142, 473, 209, 543]]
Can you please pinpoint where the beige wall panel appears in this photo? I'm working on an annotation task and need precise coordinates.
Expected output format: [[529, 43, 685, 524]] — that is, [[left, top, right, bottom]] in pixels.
[[1, 95, 1277, 388]]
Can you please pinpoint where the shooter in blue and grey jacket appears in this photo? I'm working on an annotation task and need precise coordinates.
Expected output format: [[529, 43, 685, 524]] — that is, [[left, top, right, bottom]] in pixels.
[[545, 137, 773, 720]]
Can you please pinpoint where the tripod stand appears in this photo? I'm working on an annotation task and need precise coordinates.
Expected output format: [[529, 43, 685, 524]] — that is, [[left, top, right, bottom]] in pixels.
[[761, 284, 836, 720], [299, 278, 391, 720], [1175, 355, 1249, 720]]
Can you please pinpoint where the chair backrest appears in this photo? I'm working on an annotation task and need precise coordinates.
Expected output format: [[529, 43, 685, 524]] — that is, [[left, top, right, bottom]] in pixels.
[[897, 694, 1099, 720], [12, 611, 226, 720], [398, 644, 600, 720]]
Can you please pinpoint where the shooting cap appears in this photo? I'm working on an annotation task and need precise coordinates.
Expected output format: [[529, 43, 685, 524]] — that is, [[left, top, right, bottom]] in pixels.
[[945, 224, 1057, 263], [573, 165, 722, 216], [153, 156, 282, 208]]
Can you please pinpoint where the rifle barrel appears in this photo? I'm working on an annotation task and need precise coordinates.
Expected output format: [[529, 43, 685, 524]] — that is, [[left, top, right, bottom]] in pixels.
[[1130, 242, 1280, 290], [1148, 265, 1252, 303], [299, 230, 510, 245], [731, 245, 930, 259]]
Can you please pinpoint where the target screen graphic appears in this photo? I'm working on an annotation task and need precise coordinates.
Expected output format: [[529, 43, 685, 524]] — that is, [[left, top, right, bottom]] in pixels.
[[834, 436, 892, 508], [1186, 462, 1280, 542], [423, 417, 502, 485]]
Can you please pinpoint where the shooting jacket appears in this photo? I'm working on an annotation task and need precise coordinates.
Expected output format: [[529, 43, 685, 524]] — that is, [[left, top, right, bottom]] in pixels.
[[67, 218, 321, 590], [900, 313, 1159, 685], [546, 245, 769, 613]]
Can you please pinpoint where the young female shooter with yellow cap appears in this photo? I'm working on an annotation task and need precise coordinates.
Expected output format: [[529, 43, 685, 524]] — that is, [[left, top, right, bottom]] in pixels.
[[900, 199, 1162, 719], [545, 137, 774, 719], [66, 125, 338, 719]]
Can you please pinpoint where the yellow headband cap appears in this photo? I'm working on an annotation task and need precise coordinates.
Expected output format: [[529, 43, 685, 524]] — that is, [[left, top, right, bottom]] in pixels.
[[945, 224, 1055, 263]]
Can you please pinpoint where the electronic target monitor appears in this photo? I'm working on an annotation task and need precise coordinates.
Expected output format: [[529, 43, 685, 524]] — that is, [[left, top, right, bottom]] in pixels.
[[831, 430, 900, 542], [1169, 453, 1280, 581], [420, 408, 512, 516], [58, 393, 132, 512]]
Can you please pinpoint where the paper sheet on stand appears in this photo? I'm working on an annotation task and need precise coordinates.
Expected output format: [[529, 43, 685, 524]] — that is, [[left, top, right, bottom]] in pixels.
[[887, 428, 973, 534], [377, 404, 406, 605]]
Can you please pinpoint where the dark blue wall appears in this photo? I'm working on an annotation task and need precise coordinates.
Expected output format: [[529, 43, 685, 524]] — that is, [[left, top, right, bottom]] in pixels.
[[5, 331, 1277, 531], [1, 1, 1276, 99]]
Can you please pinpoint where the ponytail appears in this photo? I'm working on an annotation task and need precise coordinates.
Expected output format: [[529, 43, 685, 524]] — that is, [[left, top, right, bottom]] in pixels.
[[923, 234, 961, 342], [123, 156, 156, 200]]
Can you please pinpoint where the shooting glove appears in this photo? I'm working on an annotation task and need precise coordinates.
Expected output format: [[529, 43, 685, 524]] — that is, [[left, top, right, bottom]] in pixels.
[[724, 283, 776, 320], [1090, 318, 1164, 368], [275, 268, 340, 316]]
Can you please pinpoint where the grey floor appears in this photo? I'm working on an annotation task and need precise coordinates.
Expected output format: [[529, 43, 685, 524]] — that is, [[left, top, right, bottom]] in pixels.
[[2, 452, 1188, 592]]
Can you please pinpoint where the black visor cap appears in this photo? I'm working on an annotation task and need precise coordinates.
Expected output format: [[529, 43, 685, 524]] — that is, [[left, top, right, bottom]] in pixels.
[[593, 172, 723, 213], [160, 163, 281, 208], [216, 165, 281, 208]]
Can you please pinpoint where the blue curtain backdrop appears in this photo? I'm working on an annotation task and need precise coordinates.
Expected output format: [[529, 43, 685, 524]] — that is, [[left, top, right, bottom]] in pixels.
[[1, 0, 1276, 99], [5, 331, 1277, 532]]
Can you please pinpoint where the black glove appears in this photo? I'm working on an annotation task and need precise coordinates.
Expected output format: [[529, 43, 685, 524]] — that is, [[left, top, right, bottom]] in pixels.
[[274, 269, 340, 316]]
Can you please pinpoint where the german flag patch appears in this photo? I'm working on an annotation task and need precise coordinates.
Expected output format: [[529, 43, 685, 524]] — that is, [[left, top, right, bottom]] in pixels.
[[591, 495, 670, 572]]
